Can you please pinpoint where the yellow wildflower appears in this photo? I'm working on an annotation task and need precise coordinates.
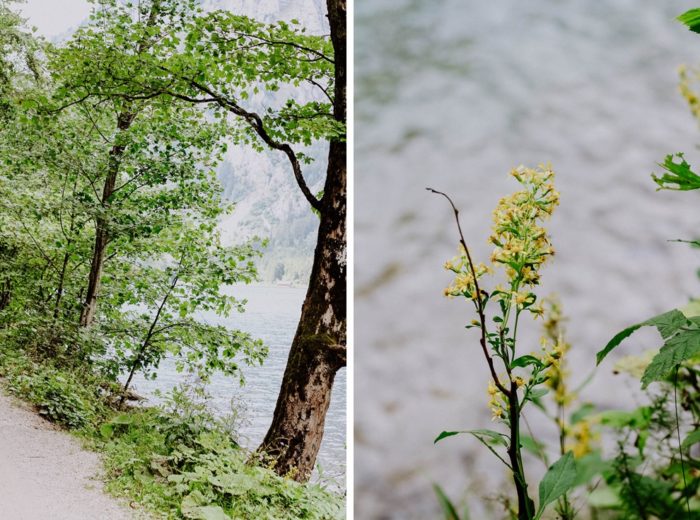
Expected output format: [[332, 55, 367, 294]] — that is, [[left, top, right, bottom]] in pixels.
[[567, 420, 597, 458]]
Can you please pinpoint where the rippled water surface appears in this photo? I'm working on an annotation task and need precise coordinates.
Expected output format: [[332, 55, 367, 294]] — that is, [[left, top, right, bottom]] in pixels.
[[131, 284, 346, 486], [356, 1, 700, 518]]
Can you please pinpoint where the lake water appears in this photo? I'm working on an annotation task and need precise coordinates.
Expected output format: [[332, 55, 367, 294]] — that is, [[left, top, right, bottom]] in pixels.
[[130, 284, 346, 487], [356, 0, 700, 518]]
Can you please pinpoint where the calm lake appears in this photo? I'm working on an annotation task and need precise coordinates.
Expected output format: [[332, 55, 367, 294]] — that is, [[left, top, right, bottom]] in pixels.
[[129, 284, 346, 487]]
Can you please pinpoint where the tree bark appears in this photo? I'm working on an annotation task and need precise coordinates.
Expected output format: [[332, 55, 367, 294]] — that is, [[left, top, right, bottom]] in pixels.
[[257, 0, 346, 482], [79, 110, 134, 327]]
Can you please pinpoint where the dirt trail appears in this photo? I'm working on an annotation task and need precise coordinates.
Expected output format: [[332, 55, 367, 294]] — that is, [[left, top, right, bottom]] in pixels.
[[0, 390, 143, 519]]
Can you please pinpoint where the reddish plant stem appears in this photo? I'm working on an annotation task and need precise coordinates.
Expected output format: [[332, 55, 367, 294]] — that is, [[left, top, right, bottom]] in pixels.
[[429, 187, 535, 519], [427, 187, 509, 396]]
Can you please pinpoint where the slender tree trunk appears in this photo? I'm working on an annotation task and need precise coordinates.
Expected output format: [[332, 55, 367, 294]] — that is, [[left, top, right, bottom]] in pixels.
[[0, 278, 10, 312], [78, 2, 160, 328], [79, 111, 134, 327], [257, 0, 346, 482], [119, 263, 180, 408]]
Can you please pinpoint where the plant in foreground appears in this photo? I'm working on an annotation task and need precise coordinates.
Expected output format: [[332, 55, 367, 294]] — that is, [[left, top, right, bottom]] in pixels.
[[429, 165, 577, 520]]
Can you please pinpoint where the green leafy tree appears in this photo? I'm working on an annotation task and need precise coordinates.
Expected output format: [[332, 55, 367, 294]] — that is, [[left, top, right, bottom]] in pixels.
[[48, 0, 347, 480]]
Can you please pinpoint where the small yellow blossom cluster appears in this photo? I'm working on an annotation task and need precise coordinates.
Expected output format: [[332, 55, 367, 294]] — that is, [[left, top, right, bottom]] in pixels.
[[487, 380, 507, 421], [443, 246, 492, 299], [679, 64, 700, 121], [489, 165, 559, 291], [566, 419, 597, 459], [540, 298, 573, 406]]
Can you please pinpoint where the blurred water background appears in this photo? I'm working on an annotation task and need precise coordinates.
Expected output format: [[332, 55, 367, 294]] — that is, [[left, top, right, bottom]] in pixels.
[[131, 284, 347, 487], [355, 1, 700, 517]]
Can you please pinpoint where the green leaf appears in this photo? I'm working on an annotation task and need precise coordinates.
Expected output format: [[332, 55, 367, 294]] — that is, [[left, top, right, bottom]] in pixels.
[[652, 153, 700, 190], [573, 453, 613, 487], [596, 407, 652, 429], [468, 429, 509, 447], [596, 309, 689, 365], [641, 328, 700, 387], [511, 355, 543, 369], [520, 435, 547, 462], [433, 483, 461, 520], [188, 506, 230, 520], [109, 413, 134, 425], [681, 430, 700, 449], [434, 431, 462, 444], [435, 429, 507, 447], [99, 423, 114, 439], [570, 403, 596, 424], [526, 388, 549, 401], [536, 452, 577, 519], [678, 9, 700, 34]]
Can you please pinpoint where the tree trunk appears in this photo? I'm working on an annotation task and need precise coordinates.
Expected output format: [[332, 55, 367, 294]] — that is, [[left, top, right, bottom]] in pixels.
[[257, 0, 346, 482], [79, 111, 134, 327], [0, 278, 10, 312]]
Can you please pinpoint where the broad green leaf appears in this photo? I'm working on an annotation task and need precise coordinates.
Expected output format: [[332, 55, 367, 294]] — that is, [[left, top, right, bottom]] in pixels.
[[573, 453, 613, 487], [188, 506, 230, 520], [596, 309, 688, 365], [535, 452, 577, 519], [570, 403, 596, 424], [641, 328, 700, 387], [596, 407, 651, 429], [433, 483, 461, 520]]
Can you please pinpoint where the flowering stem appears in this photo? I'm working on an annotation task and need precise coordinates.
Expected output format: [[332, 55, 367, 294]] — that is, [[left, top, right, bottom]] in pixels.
[[427, 187, 510, 396], [508, 384, 535, 520], [429, 186, 536, 518]]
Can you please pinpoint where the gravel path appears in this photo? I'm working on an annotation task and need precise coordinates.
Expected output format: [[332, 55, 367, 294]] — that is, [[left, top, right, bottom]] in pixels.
[[0, 390, 143, 520]]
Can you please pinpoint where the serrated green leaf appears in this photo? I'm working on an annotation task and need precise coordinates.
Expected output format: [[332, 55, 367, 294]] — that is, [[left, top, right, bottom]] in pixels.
[[597, 309, 689, 365], [641, 328, 700, 388], [652, 153, 700, 190]]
